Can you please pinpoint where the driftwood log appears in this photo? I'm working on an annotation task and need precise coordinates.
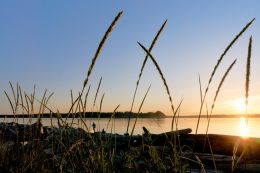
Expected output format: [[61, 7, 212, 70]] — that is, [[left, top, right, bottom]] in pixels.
[[97, 128, 260, 161], [180, 134, 260, 160], [0, 120, 44, 142]]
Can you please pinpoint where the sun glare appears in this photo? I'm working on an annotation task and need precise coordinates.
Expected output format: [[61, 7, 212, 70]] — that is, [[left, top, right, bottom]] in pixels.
[[240, 117, 248, 138], [234, 98, 246, 113]]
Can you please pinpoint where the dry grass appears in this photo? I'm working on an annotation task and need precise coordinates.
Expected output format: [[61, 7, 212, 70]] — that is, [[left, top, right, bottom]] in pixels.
[[127, 20, 167, 134], [232, 36, 253, 172], [83, 11, 123, 88], [245, 36, 252, 111], [130, 84, 151, 139], [0, 12, 257, 173], [195, 18, 255, 134], [138, 42, 175, 119]]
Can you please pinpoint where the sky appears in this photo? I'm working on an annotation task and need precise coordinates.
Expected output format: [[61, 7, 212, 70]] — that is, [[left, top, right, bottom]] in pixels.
[[0, 1, 260, 116]]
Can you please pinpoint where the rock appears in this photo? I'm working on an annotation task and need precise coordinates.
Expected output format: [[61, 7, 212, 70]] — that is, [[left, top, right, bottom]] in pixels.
[[0, 120, 44, 142]]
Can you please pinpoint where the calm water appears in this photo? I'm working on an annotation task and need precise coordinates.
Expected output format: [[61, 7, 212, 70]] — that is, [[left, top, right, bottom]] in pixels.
[[1, 117, 259, 138]]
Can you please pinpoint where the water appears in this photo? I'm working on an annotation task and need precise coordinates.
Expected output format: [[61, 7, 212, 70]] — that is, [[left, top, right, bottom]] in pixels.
[[1, 117, 259, 138]]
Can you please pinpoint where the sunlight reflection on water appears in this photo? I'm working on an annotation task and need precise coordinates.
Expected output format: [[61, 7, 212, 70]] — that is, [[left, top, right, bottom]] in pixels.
[[240, 117, 248, 138], [1, 117, 259, 137]]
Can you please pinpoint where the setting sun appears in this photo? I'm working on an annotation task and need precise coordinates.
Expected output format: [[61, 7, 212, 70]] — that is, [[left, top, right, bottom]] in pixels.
[[234, 98, 246, 113]]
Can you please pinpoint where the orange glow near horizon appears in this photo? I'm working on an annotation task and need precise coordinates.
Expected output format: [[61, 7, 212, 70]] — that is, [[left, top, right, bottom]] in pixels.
[[231, 97, 260, 115], [233, 98, 246, 113]]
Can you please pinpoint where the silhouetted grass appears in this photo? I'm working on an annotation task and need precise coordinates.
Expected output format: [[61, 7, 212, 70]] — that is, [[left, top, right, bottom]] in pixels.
[[232, 36, 253, 172], [245, 36, 252, 112], [0, 13, 256, 173], [127, 20, 167, 134], [83, 11, 123, 88], [195, 18, 255, 134]]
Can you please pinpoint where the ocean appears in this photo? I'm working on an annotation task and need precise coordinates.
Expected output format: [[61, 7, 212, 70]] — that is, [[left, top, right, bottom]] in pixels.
[[1, 116, 258, 138]]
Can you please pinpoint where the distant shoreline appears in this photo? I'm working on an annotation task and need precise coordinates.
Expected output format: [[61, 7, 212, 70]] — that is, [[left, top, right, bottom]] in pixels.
[[0, 111, 166, 119], [177, 114, 260, 118], [1, 112, 260, 118]]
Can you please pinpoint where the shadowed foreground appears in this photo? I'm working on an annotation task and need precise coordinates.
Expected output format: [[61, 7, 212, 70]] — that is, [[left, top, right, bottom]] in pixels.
[[0, 121, 259, 172]]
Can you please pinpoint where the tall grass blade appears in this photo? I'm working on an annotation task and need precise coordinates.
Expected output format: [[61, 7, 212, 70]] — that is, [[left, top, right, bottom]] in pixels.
[[233, 147, 247, 172], [67, 11, 123, 125], [97, 93, 105, 132], [206, 59, 237, 134], [245, 36, 252, 112], [171, 99, 183, 132], [83, 11, 123, 88], [83, 85, 91, 112], [208, 19, 254, 92], [77, 94, 91, 133], [33, 96, 66, 125], [130, 85, 151, 140], [138, 42, 175, 117], [232, 139, 240, 172], [194, 155, 207, 173], [204, 59, 237, 171], [46, 92, 54, 105], [99, 93, 105, 112], [126, 20, 167, 134], [106, 104, 120, 132], [15, 82, 19, 113], [4, 91, 15, 114], [24, 91, 30, 114], [211, 60, 237, 114], [43, 92, 54, 114], [175, 103, 182, 130], [93, 77, 102, 108], [70, 90, 74, 113], [69, 11, 122, 120], [138, 42, 180, 167], [207, 136, 217, 170], [19, 85, 25, 114], [8, 81, 19, 115], [233, 36, 253, 172], [30, 85, 36, 114], [172, 99, 183, 151], [199, 74, 203, 105], [38, 89, 47, 115], [9, 81, 16, 105], [195, 18, 255, 134]]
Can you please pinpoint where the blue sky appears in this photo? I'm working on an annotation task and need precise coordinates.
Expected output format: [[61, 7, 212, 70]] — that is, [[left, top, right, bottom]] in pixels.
[[0, 1, 260, 115]]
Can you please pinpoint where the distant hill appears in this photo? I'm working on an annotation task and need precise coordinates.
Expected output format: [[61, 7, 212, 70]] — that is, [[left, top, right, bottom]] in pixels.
[[0, 111, 167, 118]]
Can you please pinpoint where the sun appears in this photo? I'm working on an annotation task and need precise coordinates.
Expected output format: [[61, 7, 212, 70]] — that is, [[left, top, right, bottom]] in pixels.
[[232, 98, 249, 137], [233, 98, 246, 113]]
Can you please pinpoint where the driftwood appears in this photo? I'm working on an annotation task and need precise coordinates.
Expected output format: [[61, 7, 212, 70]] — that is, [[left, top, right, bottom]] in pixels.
[[95, 127, 192, 149], [180, 135, 260, 172], [180, 134, 260, 160], [0, 120, 44, 142], [97, 129, 260, 162]]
